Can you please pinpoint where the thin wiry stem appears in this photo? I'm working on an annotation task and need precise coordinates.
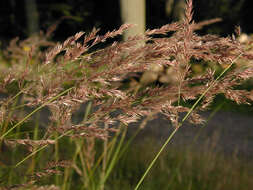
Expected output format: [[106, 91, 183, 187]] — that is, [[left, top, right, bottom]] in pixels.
[[15, 129, 73, 168], [134, 53, 243, 190], [0, 87, 74, 140]]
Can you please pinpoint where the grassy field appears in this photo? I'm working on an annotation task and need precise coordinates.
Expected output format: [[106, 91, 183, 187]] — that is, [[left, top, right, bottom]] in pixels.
[[1, 128, 253, 190], [107, 136, 253, 190]]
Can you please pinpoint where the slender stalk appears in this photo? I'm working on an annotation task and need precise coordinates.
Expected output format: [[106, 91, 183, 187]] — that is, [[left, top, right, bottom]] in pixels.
[[134, 126, 179, 190], [15, 125, 73, 168], [134, 53, 242, 190], [0, 87, 74, 140], [98, 125, 127, 188], [100, 124, 108, 190]]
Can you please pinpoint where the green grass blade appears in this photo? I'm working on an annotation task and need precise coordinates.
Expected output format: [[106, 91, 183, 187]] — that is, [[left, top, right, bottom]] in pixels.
[[15, 129, 73, 168], [0, 87, 74, 140], [98, 125, 127, 188], [134, 53, 243, 190]]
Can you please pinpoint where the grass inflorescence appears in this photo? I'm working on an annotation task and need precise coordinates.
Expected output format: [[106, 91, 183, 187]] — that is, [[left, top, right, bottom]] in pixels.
[[0, 0, 253, 189]]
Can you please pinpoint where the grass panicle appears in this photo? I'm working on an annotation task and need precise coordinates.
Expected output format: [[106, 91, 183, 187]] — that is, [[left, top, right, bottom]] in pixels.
[[0, 0, 253, 189]]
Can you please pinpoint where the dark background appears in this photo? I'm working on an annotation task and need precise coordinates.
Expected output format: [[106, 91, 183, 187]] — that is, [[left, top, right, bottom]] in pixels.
[[0, 0, 252, 47]]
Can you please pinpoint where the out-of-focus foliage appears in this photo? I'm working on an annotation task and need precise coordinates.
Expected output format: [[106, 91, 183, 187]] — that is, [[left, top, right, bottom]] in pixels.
[[0, 0, 121, 45], [0, 0, 252, 46], [193, 0, 246, 35]]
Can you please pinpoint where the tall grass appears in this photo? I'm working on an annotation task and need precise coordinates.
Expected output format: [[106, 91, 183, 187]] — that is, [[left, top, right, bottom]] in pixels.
[[0, 0, 253, 189], [107, 135, 253, 190]]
